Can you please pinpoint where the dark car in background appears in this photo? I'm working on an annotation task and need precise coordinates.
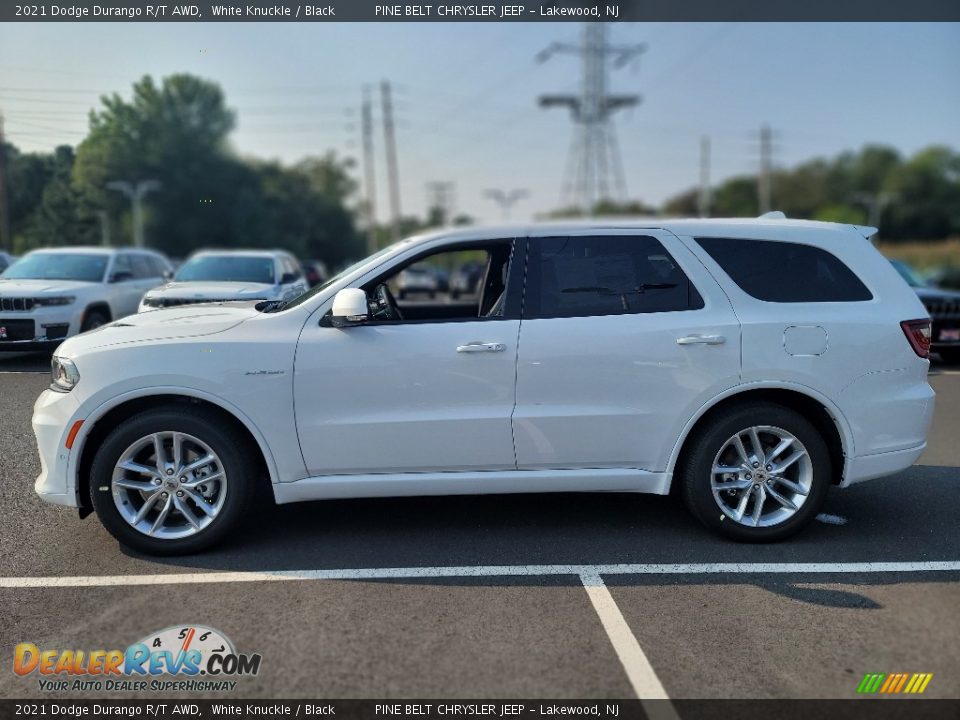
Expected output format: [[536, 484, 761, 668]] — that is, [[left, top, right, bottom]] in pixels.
[[0, 252, 16, 273], [891, 259, 960, 364]]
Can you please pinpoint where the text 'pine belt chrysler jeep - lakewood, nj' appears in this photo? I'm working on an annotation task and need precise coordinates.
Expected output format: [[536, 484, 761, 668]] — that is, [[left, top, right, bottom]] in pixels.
[[32, 217, 934, 554]]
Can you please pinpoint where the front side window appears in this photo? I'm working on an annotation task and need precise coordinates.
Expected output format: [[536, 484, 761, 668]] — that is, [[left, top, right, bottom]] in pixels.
[[2, 253, 108, 282], [524, 235, 704, 319], [696, 237, 873, 303], [175, 255, 276, 284]]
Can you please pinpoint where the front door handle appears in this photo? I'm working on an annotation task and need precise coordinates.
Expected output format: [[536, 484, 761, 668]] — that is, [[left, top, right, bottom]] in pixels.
[[677, 334, 726, 345], [457, 342, 506, 353]]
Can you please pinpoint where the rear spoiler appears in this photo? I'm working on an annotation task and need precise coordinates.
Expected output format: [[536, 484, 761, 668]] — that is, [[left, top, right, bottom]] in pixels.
[[852, 225, 878, 240]]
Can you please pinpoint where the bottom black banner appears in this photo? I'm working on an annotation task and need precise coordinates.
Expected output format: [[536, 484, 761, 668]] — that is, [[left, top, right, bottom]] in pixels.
[[1, 700, 958, 720]]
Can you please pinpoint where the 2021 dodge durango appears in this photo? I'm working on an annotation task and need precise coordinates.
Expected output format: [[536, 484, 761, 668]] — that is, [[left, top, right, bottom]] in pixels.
[[33, 219, 935, 554]]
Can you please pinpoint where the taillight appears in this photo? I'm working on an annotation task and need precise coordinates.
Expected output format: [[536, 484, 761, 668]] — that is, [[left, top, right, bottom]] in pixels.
[[901, 319, 932, 358]]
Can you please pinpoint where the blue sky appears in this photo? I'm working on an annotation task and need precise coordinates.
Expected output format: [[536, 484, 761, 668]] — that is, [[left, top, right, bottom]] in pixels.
[[1, 22, 958, 222]]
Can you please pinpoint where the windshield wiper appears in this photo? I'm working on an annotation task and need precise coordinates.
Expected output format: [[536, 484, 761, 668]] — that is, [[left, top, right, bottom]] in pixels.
[[256, 299, 288, 313]]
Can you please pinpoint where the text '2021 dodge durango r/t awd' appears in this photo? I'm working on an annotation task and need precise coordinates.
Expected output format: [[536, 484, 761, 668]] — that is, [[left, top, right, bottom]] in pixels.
[[33, 218, 935, 554]]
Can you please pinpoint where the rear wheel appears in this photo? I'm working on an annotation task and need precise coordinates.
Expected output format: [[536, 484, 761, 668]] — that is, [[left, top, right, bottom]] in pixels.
[[89, 407, 256, 555], [680, 402, 830, 542]]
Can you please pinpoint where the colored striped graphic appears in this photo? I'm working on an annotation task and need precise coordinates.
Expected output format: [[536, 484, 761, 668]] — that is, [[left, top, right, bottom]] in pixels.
[[857, 672, 933, 694]]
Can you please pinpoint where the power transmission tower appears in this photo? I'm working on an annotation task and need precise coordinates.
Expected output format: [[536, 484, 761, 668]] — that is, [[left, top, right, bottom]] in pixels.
[[426, 181, 456, 226], [0, 112, 10, 253], [484, 188, 529, 221], [361, 85, 378, 253], [537, 23, 645, 215], [106, 180, 161, 248], [698, 136, 711, 218], [380, 80, 402, 241], [758, 124, 773, 214]]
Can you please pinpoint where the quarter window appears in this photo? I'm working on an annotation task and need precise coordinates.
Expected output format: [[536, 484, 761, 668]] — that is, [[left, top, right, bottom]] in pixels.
[[525, 235, 704, 319], [695, 237, 872, 303]]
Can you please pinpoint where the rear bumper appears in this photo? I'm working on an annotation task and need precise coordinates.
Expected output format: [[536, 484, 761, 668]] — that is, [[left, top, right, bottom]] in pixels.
[[840, 442, 926, 488]]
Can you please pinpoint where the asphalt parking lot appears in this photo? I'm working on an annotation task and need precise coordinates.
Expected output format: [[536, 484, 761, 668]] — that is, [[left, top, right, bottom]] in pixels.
[[1, 352, 958, 702]]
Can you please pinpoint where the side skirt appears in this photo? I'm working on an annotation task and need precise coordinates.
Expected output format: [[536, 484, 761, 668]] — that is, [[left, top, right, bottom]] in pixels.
[[272, 468, 671, 504]]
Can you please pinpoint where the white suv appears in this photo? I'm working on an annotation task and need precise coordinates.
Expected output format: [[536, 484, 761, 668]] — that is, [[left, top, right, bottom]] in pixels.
[[139, 249, 307, 312], [1, 247, 171, 351], [32, 219, 934, 554]]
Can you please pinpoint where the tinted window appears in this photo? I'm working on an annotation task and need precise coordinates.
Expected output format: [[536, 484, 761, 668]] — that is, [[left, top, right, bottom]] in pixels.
[[525, 236, 704, 319], [130, 254, 156, 279], [696, 237, 872, 303]]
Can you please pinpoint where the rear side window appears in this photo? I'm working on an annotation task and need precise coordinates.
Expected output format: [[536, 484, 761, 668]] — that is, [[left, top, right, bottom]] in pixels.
[[695, 237, 872, 303], [525, 235, 704, 319]]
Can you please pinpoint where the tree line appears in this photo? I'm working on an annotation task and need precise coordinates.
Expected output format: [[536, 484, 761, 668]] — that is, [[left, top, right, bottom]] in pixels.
[[3, 73, 958, 265]]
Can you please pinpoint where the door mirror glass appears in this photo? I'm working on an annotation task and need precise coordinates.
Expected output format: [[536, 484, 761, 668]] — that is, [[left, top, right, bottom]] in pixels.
[[110, 270, 134, 283], [280, 272, 298, 284], [330, 288, 369, 327]]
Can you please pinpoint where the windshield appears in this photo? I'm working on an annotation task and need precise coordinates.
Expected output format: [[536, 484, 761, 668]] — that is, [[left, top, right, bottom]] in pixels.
[[1, 253, 108, 282], [890, 259, 925, 288], [277, 242, 406, 312], [175, 255, 276, 284]]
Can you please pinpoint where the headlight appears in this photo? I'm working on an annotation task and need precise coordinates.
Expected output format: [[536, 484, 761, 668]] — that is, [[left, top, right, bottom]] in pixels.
[[50, 356, 80, 393], [34, 296, 75, 307]]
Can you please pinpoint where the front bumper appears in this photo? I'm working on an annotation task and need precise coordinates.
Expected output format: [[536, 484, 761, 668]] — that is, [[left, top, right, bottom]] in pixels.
[[0, 306, 83, 351], [32, 388, 83, 507]]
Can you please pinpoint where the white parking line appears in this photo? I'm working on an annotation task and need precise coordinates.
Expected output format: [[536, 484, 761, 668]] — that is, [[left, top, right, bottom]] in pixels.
[[2, 560, 959, 588], [580, 571, 677, 711]]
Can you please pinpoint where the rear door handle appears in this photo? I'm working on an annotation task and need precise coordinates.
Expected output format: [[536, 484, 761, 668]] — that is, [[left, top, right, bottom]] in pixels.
[[677, 334, 726, 345], [457, 342, 506, 353]]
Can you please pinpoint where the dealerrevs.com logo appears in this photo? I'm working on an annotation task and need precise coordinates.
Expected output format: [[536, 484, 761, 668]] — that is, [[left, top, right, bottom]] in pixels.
[[13, 625, 262, 693]]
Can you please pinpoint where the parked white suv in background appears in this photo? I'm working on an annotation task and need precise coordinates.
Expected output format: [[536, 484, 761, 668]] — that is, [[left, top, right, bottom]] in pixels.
[[1, 247, 171, 351], [32, 218, 934, 554], [138, 249, 307, 311]]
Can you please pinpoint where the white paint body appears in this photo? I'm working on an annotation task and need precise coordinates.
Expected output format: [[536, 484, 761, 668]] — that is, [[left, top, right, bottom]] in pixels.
[[32, 219, 934, 510]]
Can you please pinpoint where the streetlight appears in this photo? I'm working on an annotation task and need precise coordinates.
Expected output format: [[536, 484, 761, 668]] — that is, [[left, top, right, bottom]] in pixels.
[[106, 179, 161, 248], [483, 189, 529, 222]]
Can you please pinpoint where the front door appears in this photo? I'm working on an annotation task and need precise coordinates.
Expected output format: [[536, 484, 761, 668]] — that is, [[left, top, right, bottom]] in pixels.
[[293, 241, 521, 476]]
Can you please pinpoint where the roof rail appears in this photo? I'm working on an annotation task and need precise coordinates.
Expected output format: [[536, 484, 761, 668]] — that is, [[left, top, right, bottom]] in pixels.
[[757, 211, 786, 219]]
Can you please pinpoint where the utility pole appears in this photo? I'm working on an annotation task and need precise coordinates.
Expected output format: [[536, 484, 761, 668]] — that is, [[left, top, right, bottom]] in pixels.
[[484, 188, 529, 222], [698, 136, 711, 218], [106, 179, 161, 248], [361, 85, 378, 254], [0, 112, 11, 253], [426, 181, 456, 226], [537, 23, 645, 215], [758, 124, 773, 214], [380, 80, 402, 241], [97, 210, 111, 247], [853, 191, 896, 231]]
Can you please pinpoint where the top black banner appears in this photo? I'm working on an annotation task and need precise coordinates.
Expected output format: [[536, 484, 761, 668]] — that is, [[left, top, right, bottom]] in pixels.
[[3, 0, 959, 22]]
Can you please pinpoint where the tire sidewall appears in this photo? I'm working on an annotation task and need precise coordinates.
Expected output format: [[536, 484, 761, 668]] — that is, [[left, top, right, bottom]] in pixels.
[[682, 403, 831, 542], [89, 408, 251, 555]]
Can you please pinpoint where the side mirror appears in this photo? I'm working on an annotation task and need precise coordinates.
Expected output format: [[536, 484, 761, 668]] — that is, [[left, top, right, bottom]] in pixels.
[[110, 271, 134, 283], [163, 270, 174, 281], [330, 288, 369, 328], [280, 272, 298, 284]]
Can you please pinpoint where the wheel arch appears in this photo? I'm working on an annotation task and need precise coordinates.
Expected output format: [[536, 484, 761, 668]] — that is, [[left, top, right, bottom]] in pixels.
[[666, 383, 852, 492], [73, 388, 279, 513], [82, 302, 112, 327]]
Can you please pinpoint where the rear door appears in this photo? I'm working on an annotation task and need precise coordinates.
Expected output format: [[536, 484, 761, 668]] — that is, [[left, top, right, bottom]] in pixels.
[[512, 229, 741, 473]]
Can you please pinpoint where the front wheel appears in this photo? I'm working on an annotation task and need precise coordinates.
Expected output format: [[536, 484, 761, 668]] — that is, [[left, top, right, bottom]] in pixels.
[[89, 406, 256, 555], [680, 402, 831, 542]]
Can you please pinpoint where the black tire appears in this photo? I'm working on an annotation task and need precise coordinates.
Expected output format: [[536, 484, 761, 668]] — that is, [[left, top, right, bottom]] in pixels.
[[81, 308, 109, 332], [937, 348, 960, 365], [89, 406, 257, 555], [679, 402, 830, 542]]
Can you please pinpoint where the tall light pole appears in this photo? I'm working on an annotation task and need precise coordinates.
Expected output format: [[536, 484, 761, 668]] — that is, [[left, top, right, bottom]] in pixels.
[[106, 179, 161, 248], [484, 188, 529, 222]]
